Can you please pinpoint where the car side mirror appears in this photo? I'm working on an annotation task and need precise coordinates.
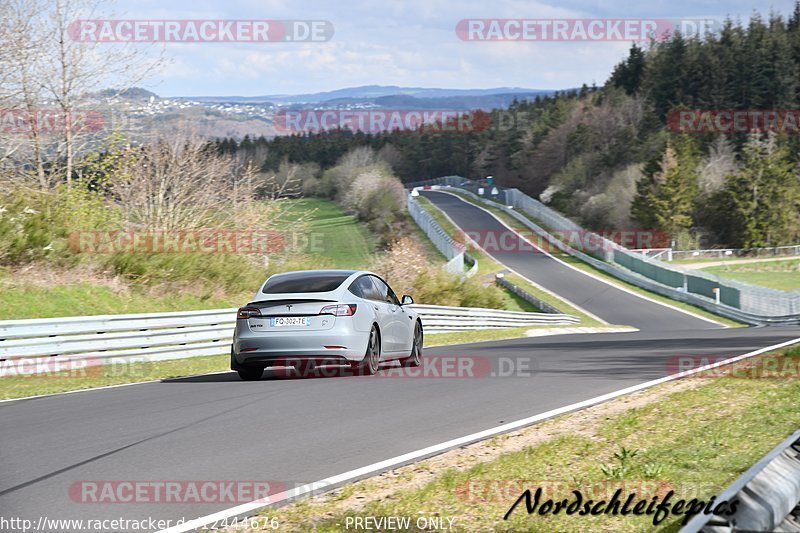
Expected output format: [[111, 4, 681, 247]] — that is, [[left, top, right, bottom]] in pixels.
[[401, 295, 414, 305]]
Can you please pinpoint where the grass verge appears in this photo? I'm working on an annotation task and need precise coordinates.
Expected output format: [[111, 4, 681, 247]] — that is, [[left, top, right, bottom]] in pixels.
[[701, 259, 800, 291], [278, 198, 376, 269], [425, 324, 576, 347], [0, 353, 230, 400], [670, 255, 800, 266], [245, 343, 800, 533], [0, 280, 246, 320]]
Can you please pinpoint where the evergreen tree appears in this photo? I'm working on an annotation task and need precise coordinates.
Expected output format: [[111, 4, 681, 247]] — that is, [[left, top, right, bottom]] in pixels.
[[722, 134, 800, 246], [609, 44, 646, 95], [631, 139, 699, 239]]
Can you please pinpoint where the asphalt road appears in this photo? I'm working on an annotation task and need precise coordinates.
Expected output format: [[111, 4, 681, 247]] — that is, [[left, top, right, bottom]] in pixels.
[[420, 191, 718, 332], [1, 191, 798, 532]]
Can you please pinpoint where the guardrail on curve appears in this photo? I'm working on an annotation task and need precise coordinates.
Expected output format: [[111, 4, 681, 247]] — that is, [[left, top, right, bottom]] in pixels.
[[408, 194, 478, 277]]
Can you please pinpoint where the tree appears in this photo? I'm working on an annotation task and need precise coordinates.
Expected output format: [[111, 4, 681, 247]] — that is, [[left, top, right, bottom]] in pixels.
[[631, 139, 699, 240], [722, 134, 800, 247], [0, 0, 48, 185], [41, 0, 163, 188], [609, 44, 646, 95], [108, 136, 265, 231], [0, 0, 163, 190]]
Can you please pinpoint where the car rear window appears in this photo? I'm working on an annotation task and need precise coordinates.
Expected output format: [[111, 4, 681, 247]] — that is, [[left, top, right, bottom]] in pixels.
[[261, 272, 350, 294]]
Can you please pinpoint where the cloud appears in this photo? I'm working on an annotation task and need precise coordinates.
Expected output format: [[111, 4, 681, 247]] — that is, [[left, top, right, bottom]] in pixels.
[[110, 0, 800, 96]]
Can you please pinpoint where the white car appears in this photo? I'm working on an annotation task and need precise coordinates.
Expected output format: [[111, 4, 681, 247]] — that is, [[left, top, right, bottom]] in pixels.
[[231, 270, 423, 380]]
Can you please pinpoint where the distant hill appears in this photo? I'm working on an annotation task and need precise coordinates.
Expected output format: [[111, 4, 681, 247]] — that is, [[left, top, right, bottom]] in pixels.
[[94, 87, 159, 100], [80, 85, 572, 141], [182, 85, 561, 105]]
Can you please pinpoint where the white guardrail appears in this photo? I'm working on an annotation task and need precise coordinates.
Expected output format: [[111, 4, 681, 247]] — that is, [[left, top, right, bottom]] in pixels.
[[0, 305, 578, 376], [408, 194, 479, 278]]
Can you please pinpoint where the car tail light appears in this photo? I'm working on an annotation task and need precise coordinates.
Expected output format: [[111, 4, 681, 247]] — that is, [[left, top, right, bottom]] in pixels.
[[237, 307, 261, 319], [320, 304, 357, 316]]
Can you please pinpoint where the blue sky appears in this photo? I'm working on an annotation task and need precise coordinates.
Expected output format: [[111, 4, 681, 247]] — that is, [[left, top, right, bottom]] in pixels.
[[108, 0, 796, 97]]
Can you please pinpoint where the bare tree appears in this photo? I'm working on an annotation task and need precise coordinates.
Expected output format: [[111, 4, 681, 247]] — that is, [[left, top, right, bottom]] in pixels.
[[0, 0, 48, 184], [697, 136, 738, 196], [0, 0, 163, 190], [39, 0, 163, 188], [109, 136, 304, 233], [109, 137, 246, 230]]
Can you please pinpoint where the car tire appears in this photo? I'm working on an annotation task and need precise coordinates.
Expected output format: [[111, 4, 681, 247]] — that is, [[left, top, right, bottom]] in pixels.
[[400, 321, 422, 367], [237, 367, 264, 381], [353, 325, 381, 375]]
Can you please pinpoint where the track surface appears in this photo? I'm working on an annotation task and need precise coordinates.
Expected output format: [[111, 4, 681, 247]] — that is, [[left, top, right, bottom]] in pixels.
[[421, 191, 715, 331], [1, 191, 798, 531]]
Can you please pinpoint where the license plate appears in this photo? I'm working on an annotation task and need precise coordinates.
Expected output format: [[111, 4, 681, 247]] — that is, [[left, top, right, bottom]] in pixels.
[[271, 317, 311, 327]]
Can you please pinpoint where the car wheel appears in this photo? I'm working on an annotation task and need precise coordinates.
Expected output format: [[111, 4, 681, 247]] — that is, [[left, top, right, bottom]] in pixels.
[[353, 325, 381, 375], [237, 367, 264, 381], [400, 321, 422, 367]]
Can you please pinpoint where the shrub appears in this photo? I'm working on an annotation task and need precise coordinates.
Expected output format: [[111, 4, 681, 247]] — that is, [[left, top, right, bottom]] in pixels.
[[0, 184, 119, 265], [342, 168, 407, 245], [370, 237, 430, 296], [411, 270, 507, 309], [101, 251, 327, 297], [371, 237, 507, 309]]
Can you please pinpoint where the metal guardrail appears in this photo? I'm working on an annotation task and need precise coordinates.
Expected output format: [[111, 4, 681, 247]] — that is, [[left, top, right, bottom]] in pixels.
[[413, 177, 800, 325], [411, 304, 578, 330], [499, 186, 800, 318], [407, 194, 478, 277], [495, 274, 565, 315], [0, 305, 578, 376], [681, 429, 800, 533], [461, 188, 799, 325]]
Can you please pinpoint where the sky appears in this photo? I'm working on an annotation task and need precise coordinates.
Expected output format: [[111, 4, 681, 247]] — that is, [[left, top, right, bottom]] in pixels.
[[103, 0, 798, 97]]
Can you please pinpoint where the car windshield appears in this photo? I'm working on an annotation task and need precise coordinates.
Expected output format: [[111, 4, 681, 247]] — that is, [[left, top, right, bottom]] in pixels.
[[261, 272, 351, 294]]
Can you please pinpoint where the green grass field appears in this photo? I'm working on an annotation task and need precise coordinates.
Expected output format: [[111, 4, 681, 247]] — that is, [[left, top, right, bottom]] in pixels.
[[280, 198, 376, 269], [671, 255, 800, 266], [0, 198, 375, 320], [702, 259, 800, 291], [0, 284, 242, 320]]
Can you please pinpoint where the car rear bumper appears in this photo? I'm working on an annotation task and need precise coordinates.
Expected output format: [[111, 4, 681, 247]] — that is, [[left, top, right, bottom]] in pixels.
[[232, 325, 368, 367]]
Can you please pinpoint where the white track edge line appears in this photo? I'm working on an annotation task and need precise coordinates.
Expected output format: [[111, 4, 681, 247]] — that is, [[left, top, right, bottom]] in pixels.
[[158, 336, 800, 533]]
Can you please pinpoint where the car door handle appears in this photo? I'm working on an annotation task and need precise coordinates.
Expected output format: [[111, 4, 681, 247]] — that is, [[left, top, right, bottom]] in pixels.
[[373, 305, 379, 310]]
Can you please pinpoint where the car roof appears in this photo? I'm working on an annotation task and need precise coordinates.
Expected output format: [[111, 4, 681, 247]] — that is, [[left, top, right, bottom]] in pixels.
[[259, 270, 372, 291], [254, 270, 390, 300], [267, 269, 360, 278]]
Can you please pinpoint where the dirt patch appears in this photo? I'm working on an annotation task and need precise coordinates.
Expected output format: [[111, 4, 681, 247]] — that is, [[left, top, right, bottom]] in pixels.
[[1, 262, 131, 293], [0, 262, 234, 301]]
